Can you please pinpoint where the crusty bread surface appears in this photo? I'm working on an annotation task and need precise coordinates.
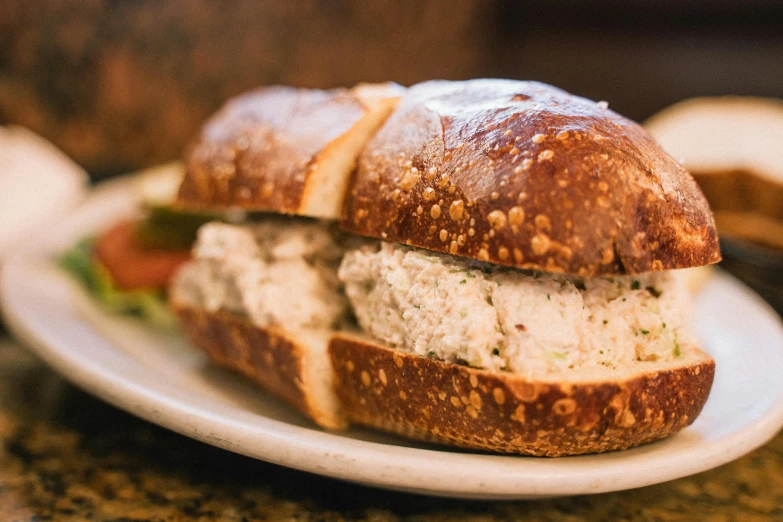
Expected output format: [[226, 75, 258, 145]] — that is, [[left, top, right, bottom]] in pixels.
[[173, 301, 345, 429], [329, 333, 715, 456], [342, 79, 721, 277], [174, 297, 715, 454], [176, 83, 403, 219]]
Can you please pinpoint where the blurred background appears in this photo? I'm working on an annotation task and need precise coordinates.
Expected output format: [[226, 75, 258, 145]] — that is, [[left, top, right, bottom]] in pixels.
[[2, 0, 782, 177]]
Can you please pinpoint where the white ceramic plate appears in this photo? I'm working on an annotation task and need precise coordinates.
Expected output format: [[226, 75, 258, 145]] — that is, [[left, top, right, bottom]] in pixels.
[[3, 179, 783, 500]]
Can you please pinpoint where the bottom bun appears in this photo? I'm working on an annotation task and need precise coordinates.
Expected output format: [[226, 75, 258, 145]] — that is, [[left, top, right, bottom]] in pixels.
[[173, 302, 345, 429], [328, 333, 715, 456]]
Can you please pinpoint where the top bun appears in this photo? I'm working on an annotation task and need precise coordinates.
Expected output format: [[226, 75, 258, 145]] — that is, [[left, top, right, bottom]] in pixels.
[[176, 83, 404, 219], [341, 79, 721, 276]]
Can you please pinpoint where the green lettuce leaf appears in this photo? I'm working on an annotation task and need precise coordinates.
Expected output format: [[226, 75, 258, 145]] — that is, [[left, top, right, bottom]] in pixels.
[[58, 238, 177, 330]]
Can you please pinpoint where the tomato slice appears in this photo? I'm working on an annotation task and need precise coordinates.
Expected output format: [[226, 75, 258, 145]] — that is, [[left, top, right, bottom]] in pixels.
[[95, 220, 191, 290]]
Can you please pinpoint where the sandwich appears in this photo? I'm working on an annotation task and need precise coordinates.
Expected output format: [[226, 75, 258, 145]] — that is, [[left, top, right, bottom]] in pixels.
[[171, 79, 721, 455]]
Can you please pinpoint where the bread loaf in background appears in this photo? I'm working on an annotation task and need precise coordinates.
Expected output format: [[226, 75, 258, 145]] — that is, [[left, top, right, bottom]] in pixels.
[[645, 96, 783, 249]]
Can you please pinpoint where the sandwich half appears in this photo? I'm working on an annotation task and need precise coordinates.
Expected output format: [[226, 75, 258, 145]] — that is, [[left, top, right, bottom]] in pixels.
[[333, 80, 721, 455], [171, 83, 404, 429], [172, 79, 721, 456]]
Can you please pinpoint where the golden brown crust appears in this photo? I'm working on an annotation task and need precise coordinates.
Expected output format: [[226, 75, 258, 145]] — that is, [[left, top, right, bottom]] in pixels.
[[175, 84, 402, 215], [329, 334, 715, 456], [341, 79, 721, 277], [173, 303, 345, 429]]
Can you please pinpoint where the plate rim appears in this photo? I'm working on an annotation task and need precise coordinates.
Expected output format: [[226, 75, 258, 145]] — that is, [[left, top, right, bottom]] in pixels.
[[3, 178, 783, 500]]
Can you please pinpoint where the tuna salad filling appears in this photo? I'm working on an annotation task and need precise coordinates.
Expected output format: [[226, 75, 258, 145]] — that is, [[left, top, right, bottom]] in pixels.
[[172, 218, 349, 331], [338, 242, 695, 375]]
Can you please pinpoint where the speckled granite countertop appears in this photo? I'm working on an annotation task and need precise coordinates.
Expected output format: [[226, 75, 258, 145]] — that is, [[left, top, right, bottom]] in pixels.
[[0, 336, 781, 522]]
